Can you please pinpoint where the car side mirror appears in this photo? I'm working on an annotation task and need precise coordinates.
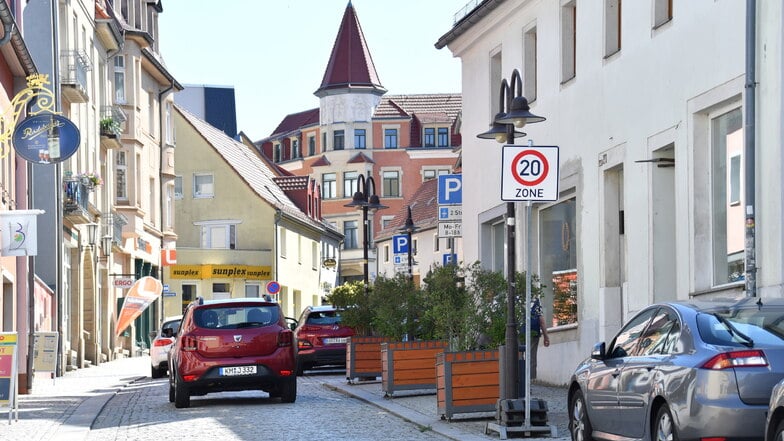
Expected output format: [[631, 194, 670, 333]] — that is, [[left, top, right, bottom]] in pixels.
[[590, 342, 606, 360], [285, 317, 298, 331]]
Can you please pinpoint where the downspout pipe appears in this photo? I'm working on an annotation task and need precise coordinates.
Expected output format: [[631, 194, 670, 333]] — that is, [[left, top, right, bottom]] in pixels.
[[744, 0, 757, 296], [158, 83, 173, 319]]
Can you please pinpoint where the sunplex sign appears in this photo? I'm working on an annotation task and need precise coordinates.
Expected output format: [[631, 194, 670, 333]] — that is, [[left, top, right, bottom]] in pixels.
[[169, 264, 272, 280]]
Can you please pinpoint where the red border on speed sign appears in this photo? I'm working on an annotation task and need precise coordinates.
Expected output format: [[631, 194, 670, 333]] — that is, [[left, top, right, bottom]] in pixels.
[[512, 149, 549, 186]]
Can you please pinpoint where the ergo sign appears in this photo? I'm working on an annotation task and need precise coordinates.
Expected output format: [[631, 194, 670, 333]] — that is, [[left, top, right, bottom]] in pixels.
[[113, 278, 135, 289]]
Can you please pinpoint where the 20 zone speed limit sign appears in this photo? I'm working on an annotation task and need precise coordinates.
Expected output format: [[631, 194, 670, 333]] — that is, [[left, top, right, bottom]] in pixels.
[[501, 145, 559, 201]]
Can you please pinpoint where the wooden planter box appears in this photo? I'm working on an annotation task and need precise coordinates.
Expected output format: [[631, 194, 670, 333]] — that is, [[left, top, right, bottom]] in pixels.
[[381, 340, 449, 396], [346, 336, 390, 382], [436, 350, 500, 420]]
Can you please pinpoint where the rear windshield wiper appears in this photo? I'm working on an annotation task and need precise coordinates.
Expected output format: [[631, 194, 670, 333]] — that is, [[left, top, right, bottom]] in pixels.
[[713, 313, 754, 348]]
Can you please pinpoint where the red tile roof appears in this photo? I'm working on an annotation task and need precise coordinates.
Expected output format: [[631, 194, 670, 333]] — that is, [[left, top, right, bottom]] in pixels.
[[374, 93, 462, 124], [268, 108, 319, 138], [378, 178, 441, 239], [315, 1, 386, 97], [347, 152, 374, 164]]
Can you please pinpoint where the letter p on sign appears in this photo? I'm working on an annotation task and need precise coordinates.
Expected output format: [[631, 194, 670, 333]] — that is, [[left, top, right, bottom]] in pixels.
[[438, 174, 462, 205]]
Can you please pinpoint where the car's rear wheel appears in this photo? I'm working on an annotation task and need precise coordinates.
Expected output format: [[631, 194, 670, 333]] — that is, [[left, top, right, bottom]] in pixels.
[[653, 404, 677, 441], [174, 375, 190, 408], [775, 419, 784, 441], [569, 389, 593, 441], [151, 365, 163, 379], [280, 378, 297, 403], [168, 374, 175, 403]]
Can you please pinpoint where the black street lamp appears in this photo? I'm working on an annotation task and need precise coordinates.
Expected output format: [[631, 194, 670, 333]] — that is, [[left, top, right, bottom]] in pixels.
[[477, 69, 546, 403], [397, 206, 418, 281], [344, 174, 388, 296]]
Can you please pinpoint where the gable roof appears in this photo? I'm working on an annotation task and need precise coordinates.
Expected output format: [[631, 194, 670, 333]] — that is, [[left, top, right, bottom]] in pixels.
[[315, 1, 386, 97], [175, 105, 325, 231], [374, 93, 462, 124], [267, 108, 320, 139], [377, 178, 440, 240]]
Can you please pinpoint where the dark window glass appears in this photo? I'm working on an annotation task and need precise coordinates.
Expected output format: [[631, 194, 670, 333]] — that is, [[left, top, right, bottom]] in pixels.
[[334, 130, 345, 150], [438, 128, 449, 146], [384, 129, 398, 149], [424, 128, 435, 147], [354, 129, 366, 149]]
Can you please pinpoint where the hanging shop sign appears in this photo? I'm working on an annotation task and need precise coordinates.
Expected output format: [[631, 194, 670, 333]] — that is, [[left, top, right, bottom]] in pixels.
[[12, 113, 80, 164], [0, 210, 45, 256]]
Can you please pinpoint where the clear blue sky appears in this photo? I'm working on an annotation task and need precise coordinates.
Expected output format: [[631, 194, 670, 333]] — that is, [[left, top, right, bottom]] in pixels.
[[158, 0, 467, 141]]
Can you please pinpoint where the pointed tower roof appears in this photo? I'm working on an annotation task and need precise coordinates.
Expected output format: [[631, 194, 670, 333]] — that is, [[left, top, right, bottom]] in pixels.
[[315, 1, 386, 97]]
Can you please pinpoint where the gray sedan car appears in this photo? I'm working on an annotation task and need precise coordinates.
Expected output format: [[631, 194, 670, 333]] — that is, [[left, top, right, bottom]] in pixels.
[[569, 298, 784, 441], [766, 378, 784, 441]]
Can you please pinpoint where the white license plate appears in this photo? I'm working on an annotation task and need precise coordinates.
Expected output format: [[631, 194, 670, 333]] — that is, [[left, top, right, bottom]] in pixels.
[[324, 337, 348, 344], [220, 365, 257, 376]]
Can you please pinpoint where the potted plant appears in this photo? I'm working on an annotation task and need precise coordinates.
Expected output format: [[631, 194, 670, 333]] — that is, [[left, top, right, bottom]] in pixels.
[[100, 117, 120, 136], [77, 172, 103, 189]]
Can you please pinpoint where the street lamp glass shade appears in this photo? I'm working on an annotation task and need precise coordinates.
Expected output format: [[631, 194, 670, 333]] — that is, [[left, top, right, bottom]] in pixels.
[[366, 194, 388, 212], [477, 120, 526, 144], [86, 223, 99, 247], [495, 96, 546, 128]]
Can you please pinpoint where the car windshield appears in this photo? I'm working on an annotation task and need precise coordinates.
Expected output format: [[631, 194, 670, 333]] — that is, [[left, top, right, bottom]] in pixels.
[[306, 310, 341, 325], [697, 305, 784, 347], [195, 305, 278, 329]]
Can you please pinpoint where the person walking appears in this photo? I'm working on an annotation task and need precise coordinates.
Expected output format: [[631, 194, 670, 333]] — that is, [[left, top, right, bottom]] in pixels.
[[523, 296, 550, 380]]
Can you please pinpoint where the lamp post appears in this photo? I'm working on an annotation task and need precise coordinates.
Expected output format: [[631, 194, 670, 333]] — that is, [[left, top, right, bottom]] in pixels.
[[344, 174, 387, 297], [477, 69, 545, 403], [398, 206, 418, 281]]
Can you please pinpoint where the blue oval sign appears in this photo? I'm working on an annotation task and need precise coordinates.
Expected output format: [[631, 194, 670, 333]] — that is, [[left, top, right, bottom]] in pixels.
[[12, 114, 80, 164]]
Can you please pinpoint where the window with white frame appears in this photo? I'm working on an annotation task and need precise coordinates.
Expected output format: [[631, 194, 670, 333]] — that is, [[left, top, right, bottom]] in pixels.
[[245, 283, 261, 298], [561, 1, 577, 83], [114, 55, 125, 103], [384, 128, 398, 148], [197, 221, 238, 249], [438, 127, 449, 147], [523, 25, 538, 102], [292, 139, 300, 158], [115, 150, 128, 201], [711, 107, 744, 284], [334, 130, 345, 150], [344, 171, 358, 198], [354, 129, 366, 149], [322, 173, 337, 199], [382, 170, 400, 197], [174, 175, 183, 199], [344, 220, 358, 249], [604, 0, 621, 57], [424, 128, 436, 147], [539, 196, 577, 327], [193, 173, 214, 198], [423, 168, 450, 182], [653, 0, 673, 28], [308, 135, 316, 156]]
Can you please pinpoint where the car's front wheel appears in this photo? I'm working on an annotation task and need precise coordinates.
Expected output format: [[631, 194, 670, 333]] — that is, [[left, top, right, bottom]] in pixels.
[[174, 375, 190, 408], [775, 419, 784, 441], [653, 404, 677, 441], [569, 389, 593, 441], [280, 378, 297, 403], [168, 378, 175, 403]]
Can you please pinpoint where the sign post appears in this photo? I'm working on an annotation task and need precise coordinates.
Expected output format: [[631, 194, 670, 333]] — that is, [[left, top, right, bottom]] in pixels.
[[437, 174, 462, 239]]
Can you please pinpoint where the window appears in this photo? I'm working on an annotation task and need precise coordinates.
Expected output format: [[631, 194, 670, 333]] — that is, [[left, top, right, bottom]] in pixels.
[[729, 154, 741, 205], [114, 55, 125, 103], [424, 128, 436, 147], [193, 173, 214, 198], [245, 283, 260, 298], [354, 129, 366, 149], [438, 128, 449, 147], [384, 245, 390, 263], [312, 242, 318, 269], [199, 223, 237, 249], [292, 139, 300, 158], [344, 220, 358, 249], [174, 175, 183, 199], [608, 308, 657, 358], [280, 227, 287, 257], [147, 90, 156, 136], [382, 171, 400, 197], [423, 168, 450, 181], [274, 144, 281, 162], [344, 171, 358, 198], [212, 283, 231, 300], [149, 177, 156, 225], [308, 135, 315, 156], [604, 0, 621, 57], [384, 129, 398, 149], [523, 26, 537, 102], [116, 150, 127, 201], [165, 184, 174, 229], [182, 284, 197, 314], [539, 196, 577, 327], [653, 0, 673, 28], [561, 1, 577, 83], [322, 173, 336, 199], [165, 101, 174, 144], [434, 234, 440, 252], [322, 132, 327, 151], [334, 130, 345, 150], [711, 107, 744, 284]]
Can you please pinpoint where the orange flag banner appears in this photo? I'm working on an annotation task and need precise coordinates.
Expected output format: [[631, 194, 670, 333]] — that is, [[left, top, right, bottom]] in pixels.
[[115, 276, 163, 336]]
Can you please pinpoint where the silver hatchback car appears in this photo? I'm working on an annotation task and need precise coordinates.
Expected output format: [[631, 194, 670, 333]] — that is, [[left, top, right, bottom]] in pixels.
[[569, 297, 784, 441]]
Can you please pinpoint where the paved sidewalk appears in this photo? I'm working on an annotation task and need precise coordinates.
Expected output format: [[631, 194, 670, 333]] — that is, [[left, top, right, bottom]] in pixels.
[[3, 355, 148, 441], [322, 376, 571, 441]]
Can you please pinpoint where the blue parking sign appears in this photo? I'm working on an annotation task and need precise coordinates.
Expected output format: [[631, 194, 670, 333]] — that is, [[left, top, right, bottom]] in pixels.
[[438, 175, 462, 205], [393, 235, 409, 254]]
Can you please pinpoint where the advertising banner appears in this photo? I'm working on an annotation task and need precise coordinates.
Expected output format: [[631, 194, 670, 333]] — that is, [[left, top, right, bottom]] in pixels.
[[33, 332, 58, 373], [115, 276, 163, 336], [12, 113, 80, 164], [0, 332, 18, 422]]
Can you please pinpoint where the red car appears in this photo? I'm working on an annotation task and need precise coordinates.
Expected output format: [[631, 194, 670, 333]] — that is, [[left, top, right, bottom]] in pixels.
[[294, 305, 355, 375], [168, 298, 296, 408]]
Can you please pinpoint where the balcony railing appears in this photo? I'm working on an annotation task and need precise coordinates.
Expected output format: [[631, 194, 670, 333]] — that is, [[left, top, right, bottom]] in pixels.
[[60, 50, 92, 103], [63, 178, 92, 223]]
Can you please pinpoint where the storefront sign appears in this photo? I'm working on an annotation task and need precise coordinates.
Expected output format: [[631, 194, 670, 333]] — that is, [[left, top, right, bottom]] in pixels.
[[0, 210, 45, 256], [0, 332, 18, 422], [12, 114, 80, 164], [169, 264, 272, 280]]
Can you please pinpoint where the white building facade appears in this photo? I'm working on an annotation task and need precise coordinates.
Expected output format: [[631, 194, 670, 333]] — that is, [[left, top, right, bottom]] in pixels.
[[437, 0, 784, 384]]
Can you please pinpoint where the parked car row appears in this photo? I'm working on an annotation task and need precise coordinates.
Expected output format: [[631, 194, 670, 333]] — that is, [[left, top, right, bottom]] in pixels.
[[568, 297, 784, 441], [156, 298, 354, 408]]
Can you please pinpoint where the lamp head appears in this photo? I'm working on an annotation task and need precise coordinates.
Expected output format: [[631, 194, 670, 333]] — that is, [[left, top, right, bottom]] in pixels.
[[366, 194, 388, 212], [495, 96, 546, 128], [477, 115, 526, 144], [344, 190, 367, 209]]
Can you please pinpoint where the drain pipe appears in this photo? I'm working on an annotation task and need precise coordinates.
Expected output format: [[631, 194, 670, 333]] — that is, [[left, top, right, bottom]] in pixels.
[[744, 0, 757, 297]]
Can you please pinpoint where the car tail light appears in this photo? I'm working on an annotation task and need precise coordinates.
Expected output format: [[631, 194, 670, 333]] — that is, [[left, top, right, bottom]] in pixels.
[[701, 350, 768, 370], [181, 335, 198, 352], [182, 374, 198, 382], [297, 339, 313, 349], [153, 337, 173, 347], [279, 369, 294, 377], [278, 330, 293, 347]]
